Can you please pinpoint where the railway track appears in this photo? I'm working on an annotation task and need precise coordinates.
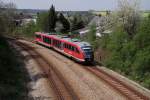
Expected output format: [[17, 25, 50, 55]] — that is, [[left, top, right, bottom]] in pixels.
[[85, 66, 149, 100], [37, 45, 150, 100], [10, 38, 149, 100], [15, 40, 79, 100], [34, 39, 149, 100]]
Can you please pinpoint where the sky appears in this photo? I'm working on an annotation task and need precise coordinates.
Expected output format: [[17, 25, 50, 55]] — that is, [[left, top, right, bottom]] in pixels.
[[3, 0, 150, 11]]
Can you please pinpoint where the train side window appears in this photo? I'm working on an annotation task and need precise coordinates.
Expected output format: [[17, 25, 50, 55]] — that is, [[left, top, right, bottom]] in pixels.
[[66, 44, 68, 49], [69, 45, 71, 50], [67, 44, 69, 49], [64, 43, 66, 48], [70, 45, 72, 50], [67, 45, 69, 49], [72, 46, 75, 51], [54, 40, 56, 45], [53, 40, 54, 44], [58, 41, 60, 48], [44, 37, 47, 43], [75, 48, 80, 53], [45, 37, 49, 43], [56, 40, 57, 46], [45, 37, 47, 43], [55, 40, 56, 45], [47, 38, 49, 44], [47, 38, 48, 43], [59, 41, 61, 48], [49, 38, 51, 44], [57, 40, 60, 48], [54, 40, 56, 44], [55, 40, 57, 46], [56, 40, 58, 47], [43, 36, 45, 42], [48, 38, 50, 44], [65, 44, 67, 48], [36, 34, 41, 38]]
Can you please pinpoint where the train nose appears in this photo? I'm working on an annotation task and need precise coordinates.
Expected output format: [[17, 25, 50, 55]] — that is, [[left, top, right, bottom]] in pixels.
[[84, 53, 94, 62], [85, 58, 93, 62]]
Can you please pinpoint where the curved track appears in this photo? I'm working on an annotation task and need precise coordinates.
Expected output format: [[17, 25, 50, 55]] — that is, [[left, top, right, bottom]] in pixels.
[[85, 66, 149, 100], [9, 38, 149, 100], [33, 38, 149, 100], [15, 40, 79, 100]]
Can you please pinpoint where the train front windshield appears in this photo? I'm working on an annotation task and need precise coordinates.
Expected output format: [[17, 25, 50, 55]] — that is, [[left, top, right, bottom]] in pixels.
[[82, 47, 93, 58]]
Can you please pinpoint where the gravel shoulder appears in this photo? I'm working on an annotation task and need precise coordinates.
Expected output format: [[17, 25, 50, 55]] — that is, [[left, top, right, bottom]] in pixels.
[[12, 42, 56, 100]]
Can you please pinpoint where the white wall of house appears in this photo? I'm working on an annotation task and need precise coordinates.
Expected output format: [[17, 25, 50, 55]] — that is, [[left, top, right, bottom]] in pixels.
[[22, 18, 36, 25]]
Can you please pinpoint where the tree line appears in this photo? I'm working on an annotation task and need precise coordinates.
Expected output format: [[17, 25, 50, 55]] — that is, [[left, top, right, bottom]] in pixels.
[[36, 5, 86, 33]]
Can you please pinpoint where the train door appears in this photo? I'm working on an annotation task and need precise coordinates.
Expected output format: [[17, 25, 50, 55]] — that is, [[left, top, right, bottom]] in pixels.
[[61, 42, 64, 50], [73, 46, 83, 60]]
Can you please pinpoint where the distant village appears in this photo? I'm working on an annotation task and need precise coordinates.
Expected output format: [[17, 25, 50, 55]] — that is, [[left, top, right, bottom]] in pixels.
[[15, 9, 149, 37], [14, 9, 113, 37]]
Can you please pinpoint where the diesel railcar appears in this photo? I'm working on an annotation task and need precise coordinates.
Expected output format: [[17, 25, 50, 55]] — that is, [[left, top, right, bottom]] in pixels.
[[35, 32, 94, 63]]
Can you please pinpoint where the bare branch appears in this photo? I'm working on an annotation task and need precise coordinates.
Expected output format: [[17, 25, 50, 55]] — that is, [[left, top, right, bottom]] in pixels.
[[117, 0, 141, 39]]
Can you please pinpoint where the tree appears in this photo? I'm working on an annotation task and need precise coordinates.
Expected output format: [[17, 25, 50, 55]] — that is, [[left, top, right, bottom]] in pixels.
[[71, 16, 78, 31], [22, 21, 38, 37], [70, 15, 85, 31], [48, 5, 57, 32], [131, 16, 150, 88], [58, 13, 70, 33], [55, 21, 64, 33], [87, 25, 96, 42], [37, 12, 49, 32], [85, 25, 97, 50], [100, 1, 150, 89], [117, 0, 140, 39], [0, 16, 6, 34], [0, 1, 16, 35]]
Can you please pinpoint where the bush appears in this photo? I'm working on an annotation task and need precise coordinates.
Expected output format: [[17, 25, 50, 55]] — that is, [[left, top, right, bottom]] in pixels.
[[102, 16, 150, 89], [15, 21, 39, 38]]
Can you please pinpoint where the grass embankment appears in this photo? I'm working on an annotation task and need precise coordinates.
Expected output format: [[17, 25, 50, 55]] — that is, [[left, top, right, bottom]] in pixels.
[[0, 36, 29, 100]]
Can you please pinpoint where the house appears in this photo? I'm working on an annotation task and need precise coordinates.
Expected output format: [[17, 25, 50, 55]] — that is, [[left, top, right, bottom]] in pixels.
[[14, 13, 37, 26], [78, 15, 112, 37]]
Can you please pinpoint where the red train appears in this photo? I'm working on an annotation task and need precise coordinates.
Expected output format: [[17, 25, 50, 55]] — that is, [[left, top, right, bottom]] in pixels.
[[35, 32, 94, 63]]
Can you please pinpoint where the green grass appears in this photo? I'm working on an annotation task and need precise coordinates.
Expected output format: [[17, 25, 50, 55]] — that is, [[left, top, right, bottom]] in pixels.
[[142, 12, 150, 17], [0, 36, 30, 100], [92, 11, 150, 18]]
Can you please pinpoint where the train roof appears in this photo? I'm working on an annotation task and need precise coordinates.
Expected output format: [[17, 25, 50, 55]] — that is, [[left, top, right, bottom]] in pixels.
[[36, 32, 91, 48], [53, 35, 91, 47], [75, 42, 91, 48]]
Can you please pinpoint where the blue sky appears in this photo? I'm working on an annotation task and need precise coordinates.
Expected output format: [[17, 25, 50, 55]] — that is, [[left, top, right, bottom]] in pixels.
[[3, 0, 150, 11]]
